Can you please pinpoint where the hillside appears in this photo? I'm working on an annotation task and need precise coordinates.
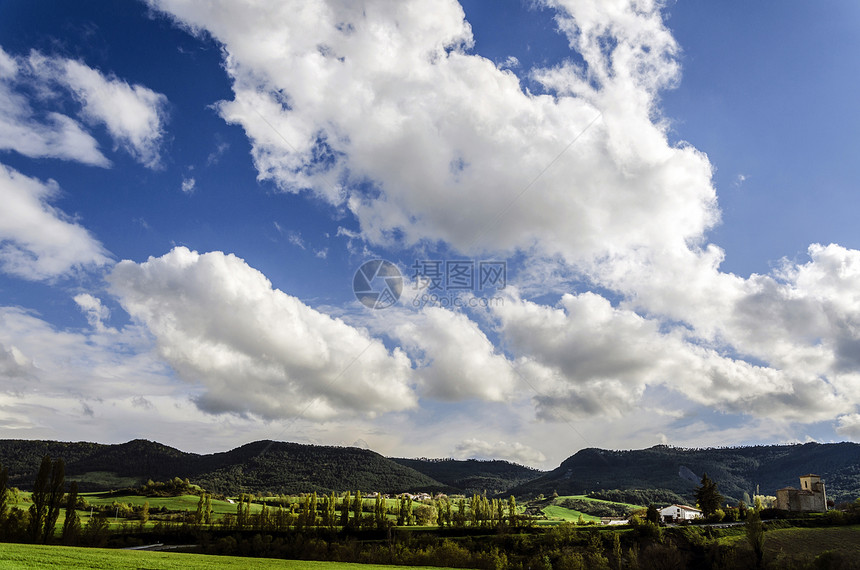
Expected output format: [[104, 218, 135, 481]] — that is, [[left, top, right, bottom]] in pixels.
[[0, 439, 448, 495], [3, 439, 859, 502], [509, 442, 860, 503], [392, 457, 543, 496]]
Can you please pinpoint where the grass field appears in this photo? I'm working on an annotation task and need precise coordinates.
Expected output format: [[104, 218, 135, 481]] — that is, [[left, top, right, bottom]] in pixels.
[[555, 495, 643, 510], [540, 505, 600, 523], [763, 524, 860, 558], [0, 543, 447, 570], [539, 494, 638, 523]]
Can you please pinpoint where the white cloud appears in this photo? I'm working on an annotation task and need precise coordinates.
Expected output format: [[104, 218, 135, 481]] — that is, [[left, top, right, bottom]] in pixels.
[[493, 289, 850, 422], [42, 56, 169, 169], [836, 414, 860, 440], [0, 163, 110, 280], [453, 438, 546, 464], [181, 176, 196, 194], [108, 247, 417, 420], [147, 0, 716, 265], [0, 47, 109, 166], [0, 45, 168, 169], [73, 293, 111, 331], [391, 306, 517, 402]]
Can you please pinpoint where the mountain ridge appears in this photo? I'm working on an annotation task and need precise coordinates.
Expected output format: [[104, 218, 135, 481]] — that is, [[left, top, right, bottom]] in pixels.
[[2, 438, 859, 503]]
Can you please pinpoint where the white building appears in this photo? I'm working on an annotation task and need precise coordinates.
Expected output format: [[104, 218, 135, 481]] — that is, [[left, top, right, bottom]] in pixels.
[[658, 504, 702, 522]]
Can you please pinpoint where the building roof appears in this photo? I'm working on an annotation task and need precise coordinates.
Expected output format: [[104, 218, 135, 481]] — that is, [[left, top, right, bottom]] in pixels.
[[800, 474, 820, 478], [663, 504, 701, 512]]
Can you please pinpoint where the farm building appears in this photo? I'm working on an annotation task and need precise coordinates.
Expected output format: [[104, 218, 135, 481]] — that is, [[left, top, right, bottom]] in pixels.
[[775, 474, 827, 512], [658, 504, 702, 522]]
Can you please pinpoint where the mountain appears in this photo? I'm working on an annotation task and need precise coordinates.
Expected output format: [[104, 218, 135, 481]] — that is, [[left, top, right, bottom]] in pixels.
[[0, 439, 448, 495], [509, 442, 860, 504], [3, 439, 859, 502], [392, 457, 543, 496]]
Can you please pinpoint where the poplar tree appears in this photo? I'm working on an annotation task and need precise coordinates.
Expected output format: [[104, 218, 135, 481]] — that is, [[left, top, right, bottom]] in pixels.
[[61, 481, 80, 545], [28, 455, 52, 542], [341, 491, 350, 527]]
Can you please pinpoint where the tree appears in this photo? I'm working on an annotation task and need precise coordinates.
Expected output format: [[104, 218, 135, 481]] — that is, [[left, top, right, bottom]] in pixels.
[[646, 504, 660, 524], [694, 473, 723, 518], [341, 491, 350, 527], [61, 481, 80, 545], [195, 494, 205, 524], [352, 490, 362, 527], [28, 455, 52, 542], [0, 462, 8, 527], [746, 509, 765, 568], [508, 496, 517, 527], [204, 494, 212, 524]]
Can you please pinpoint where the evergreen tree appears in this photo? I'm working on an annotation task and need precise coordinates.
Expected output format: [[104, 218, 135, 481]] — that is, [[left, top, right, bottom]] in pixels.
[[407, 496, 415, 526], [508, 496, 517, 527], [646, 504, 660, 524], [141, 501, 150, 525], [694, 473, 723, 517]]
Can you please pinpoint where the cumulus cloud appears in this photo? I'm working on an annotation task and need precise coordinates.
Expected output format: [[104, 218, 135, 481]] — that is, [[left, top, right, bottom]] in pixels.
[[391, 306, 517, 402], [0, 164, 110, 280], [108, 247, 417, 420], [453, 438, 546, 464], [147, 0, 716, 263], [0, 45, 168, 168], [493, 290, 850, 422], [836, 414, 860, 440]]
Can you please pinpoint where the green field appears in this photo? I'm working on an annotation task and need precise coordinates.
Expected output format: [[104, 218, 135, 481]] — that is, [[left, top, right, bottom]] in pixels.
[[0, 543, 447, 570], [80, 492, 256, 515], [762, 525, 860, 558], [540, 505, 600, 523], [539, 494, 639, 523], [555, 494, 643, 510]]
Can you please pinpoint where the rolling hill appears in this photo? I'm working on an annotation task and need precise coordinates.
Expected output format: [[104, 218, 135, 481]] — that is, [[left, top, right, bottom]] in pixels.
[[391, 457, 543, 496], [0, 439, 450, 495], [3, 439, 859, 503], [508, 442, 860, 504]]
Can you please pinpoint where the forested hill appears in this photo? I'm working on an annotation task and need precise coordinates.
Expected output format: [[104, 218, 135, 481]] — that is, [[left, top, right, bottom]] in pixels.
[[4, 439, 859, 501], [0, 439, 450, 495], [392, 457, 543, 496], [508, 442, 860, 503]]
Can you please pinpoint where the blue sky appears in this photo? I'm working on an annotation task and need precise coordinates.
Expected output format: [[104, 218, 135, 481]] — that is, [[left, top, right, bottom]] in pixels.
[[1, 0, 860, 468]]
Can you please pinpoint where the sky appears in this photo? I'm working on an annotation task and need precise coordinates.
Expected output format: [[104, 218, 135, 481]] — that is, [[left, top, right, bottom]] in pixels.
[[1, 0, 860, 469]]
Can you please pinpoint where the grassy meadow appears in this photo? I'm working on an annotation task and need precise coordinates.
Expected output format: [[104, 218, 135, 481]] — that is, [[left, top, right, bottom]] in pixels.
[[0, 543, 447, 570]]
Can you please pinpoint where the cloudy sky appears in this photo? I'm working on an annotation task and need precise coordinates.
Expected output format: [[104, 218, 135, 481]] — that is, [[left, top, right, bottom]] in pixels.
[[1, 0, 860, 468]]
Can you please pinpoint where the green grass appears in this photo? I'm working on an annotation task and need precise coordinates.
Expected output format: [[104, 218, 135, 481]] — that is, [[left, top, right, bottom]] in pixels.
[[541, 505, 600, 523], [0, 543, 448, 569], [555, 494, 643, 510], [762, 525, 860, 558], [81, 493, 254, 515]]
